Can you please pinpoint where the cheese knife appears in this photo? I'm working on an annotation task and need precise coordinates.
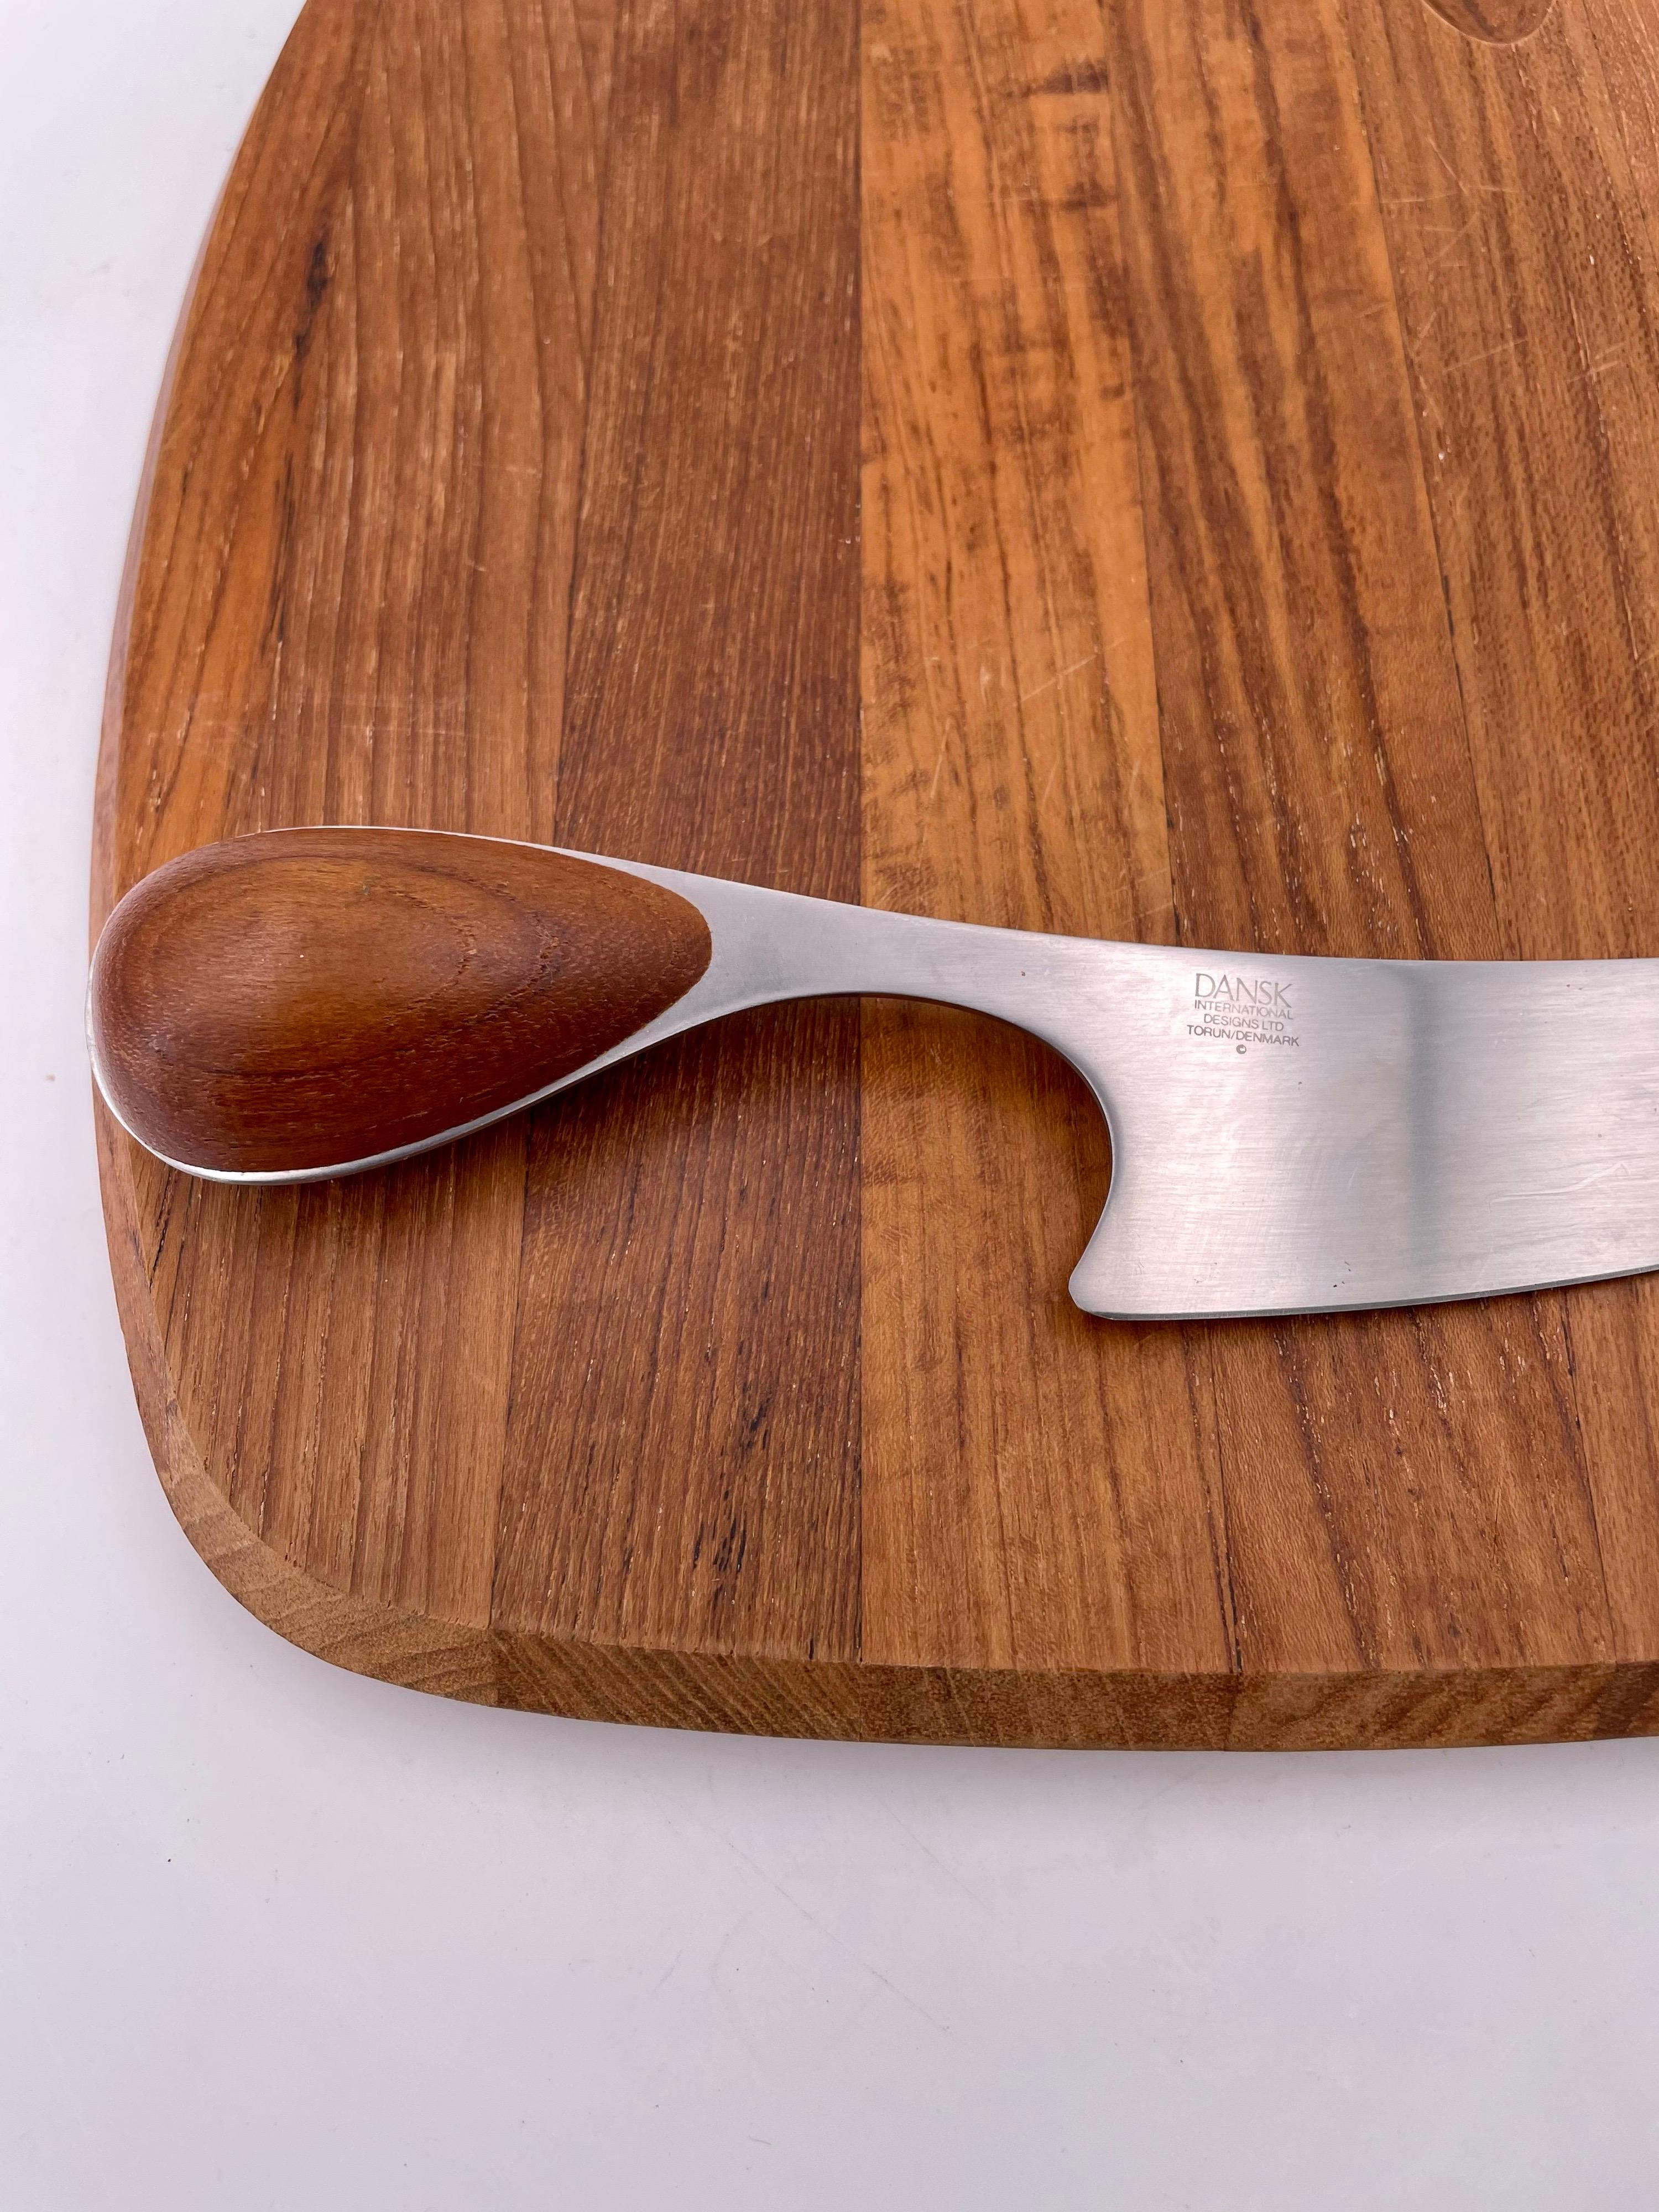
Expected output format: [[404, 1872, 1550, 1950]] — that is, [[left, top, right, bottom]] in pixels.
[[88, 825, 1659, 1322]]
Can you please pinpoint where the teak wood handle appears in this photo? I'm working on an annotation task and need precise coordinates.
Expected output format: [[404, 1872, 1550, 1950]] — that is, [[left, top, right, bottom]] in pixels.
[[90, 829, 713, 1176]]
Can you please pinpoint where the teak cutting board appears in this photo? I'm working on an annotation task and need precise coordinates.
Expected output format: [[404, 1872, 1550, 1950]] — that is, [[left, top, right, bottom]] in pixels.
[[96, 0, 1659, 1747]]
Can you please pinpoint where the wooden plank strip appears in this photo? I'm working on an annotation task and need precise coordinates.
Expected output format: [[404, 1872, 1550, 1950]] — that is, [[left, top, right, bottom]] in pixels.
[[1107, 0, 1613, 1681], [489, 0, 864, 1665], [1345, 0, 1659, 1666], [1107, 0, 1495, 963], [108, 0, 618, 1630], [111, 0, 380, 878], [858, 0, 1235, 1674], [1347, 0, 1659, 964]]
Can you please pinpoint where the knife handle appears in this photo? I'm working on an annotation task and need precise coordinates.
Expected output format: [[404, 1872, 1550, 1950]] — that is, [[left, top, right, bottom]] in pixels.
[[89, 828, 713, 1176]]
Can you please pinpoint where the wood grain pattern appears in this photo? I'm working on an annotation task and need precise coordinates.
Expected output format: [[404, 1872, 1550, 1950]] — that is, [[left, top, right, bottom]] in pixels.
[[94, 0, 1659, 1745], [487, 0, 864, 1666], [91, 830, 711, 1171], [1102, 0, 1619, 1694], [859, 0, 1225, 1682]]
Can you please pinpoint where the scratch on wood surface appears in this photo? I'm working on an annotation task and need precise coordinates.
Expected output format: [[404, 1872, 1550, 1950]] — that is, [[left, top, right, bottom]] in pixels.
[[1018, 650, 1096, 704]]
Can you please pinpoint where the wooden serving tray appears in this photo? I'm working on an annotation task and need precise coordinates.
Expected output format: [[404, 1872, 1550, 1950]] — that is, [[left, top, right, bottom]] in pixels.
[[97, 0, 1659, 1747]]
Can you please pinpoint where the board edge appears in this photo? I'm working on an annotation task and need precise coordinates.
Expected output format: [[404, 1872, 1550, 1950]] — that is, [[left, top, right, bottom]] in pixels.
[[88, 1085, 1659, 1750]]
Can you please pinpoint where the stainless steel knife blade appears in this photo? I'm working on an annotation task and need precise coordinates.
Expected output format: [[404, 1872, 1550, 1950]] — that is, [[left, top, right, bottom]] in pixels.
[[616, 860, 1659, 1321]]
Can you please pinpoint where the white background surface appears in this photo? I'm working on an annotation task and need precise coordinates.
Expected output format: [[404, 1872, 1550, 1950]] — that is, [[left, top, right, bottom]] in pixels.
[[3, 3, 1659, 2205]]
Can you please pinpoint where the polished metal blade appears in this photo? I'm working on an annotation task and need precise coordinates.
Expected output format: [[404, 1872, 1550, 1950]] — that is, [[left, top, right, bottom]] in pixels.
[[615, 863, 1659, 1321], [1057, 943, 1659, 1319]]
